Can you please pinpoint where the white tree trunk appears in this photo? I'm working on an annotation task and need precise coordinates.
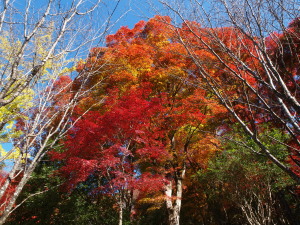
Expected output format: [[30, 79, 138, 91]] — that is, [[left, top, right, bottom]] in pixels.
[[165, 168, 186, 225], [118, 198, 123, 225]]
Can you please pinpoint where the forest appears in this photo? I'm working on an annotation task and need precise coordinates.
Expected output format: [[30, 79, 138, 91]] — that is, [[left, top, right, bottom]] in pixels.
[[0, 0, 299, 224]]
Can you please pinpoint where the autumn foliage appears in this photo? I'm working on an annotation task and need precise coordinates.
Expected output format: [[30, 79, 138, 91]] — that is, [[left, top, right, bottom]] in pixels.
[[46, 15, 300, 225], [47, 16, 226, 223]]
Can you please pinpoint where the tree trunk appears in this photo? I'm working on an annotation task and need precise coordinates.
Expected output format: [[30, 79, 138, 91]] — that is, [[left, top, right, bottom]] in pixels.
[[118, 199, 123, 225], [0, 172, 30, 225], [165, 167, 186, 225], [167, 204, 181, 225]]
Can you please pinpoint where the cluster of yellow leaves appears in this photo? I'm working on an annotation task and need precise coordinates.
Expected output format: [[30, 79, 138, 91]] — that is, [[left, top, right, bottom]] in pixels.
[[0, 145, 31, 162], [0, 26, 74, 162], [0, 33, 21, 64], [0, 33, 35, 155], [0, 145, 20, 160], [0, 87, 34, 160], [33, 25, 76, 80], [138, 195, 166, 212], [0, 87, 34, 122]]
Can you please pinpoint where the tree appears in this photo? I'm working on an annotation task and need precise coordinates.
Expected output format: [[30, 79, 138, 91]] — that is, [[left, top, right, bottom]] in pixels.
[[51, 15, 224, 225], [4, 156, 121, 225], [159, 0, 300, 183], [193, 126, 299, 225], [0, 0, 122, 223], [51, 85, 168, 225]]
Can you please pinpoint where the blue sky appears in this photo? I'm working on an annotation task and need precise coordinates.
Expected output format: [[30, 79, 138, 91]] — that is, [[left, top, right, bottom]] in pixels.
[[107, 0, 163, 31]]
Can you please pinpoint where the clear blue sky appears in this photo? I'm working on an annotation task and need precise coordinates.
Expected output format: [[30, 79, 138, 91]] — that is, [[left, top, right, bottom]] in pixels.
[[108, 0, 163, 31]]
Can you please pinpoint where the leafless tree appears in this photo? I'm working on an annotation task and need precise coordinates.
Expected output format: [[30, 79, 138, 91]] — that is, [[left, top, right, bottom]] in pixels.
[[158, 0, 300, 184], [238, 180, 291, 225], [0, 0, 124, 223]]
